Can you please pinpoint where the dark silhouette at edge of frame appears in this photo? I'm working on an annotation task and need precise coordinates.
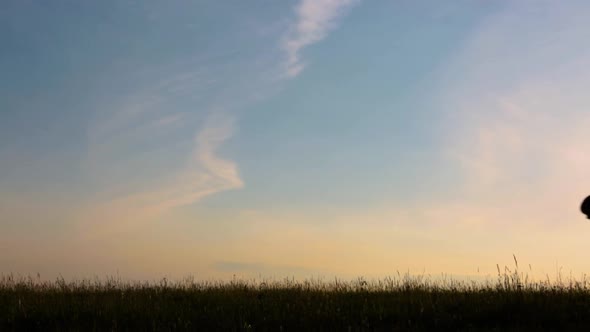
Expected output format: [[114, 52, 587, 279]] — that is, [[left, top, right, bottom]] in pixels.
[[582, 195, 590, 219]]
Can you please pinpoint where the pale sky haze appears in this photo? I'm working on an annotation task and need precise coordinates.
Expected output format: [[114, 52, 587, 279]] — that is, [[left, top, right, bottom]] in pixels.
[[1, 0, 590, 282]]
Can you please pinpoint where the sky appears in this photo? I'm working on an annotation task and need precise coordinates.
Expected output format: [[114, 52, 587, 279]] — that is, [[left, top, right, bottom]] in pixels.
[[2, 0, 590, 282]]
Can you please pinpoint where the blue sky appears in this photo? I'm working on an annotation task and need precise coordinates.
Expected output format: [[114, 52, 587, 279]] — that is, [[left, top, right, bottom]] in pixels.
[[2, 0, 590, 281]]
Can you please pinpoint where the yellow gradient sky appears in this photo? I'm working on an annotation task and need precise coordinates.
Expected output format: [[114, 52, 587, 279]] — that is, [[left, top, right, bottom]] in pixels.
[[2, 1, 590, 282]]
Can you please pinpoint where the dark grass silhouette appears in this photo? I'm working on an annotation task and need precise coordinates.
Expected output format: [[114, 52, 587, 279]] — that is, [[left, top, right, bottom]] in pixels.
[[3, 260, 590, 331]]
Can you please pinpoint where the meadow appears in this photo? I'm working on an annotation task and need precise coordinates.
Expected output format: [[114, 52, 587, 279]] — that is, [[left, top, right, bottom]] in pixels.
[[2, 261, 590, 331]]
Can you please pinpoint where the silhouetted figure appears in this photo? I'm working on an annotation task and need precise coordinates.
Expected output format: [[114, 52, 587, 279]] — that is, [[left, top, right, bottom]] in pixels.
[[582, 196, 590, 219]]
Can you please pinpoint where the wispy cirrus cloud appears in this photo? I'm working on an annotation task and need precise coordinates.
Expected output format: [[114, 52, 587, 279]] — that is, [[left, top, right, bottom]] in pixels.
[[81, 0, 362, 230], [82, 61, 246, 230], [145, 113, 243, 215], [282, 0, 360, 77], [82, 112, 243, 236]]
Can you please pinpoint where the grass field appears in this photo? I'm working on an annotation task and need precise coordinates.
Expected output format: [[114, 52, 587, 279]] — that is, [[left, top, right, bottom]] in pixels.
[[2, 262, 590, 331]]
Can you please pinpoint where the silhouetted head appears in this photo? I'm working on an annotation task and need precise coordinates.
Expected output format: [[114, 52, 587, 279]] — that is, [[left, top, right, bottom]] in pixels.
[[582, 196, 590, 219]]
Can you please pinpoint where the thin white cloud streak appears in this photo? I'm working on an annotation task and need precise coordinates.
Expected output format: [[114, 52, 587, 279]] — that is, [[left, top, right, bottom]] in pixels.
[[282, 0, 360, 77], [82, 56, 248, 219], [147, 113, 243, 215], [80, 113, 243, 236], [85, 0, 363, 223], [89, 114, 244, 219], [88, 69, 213, 146]]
